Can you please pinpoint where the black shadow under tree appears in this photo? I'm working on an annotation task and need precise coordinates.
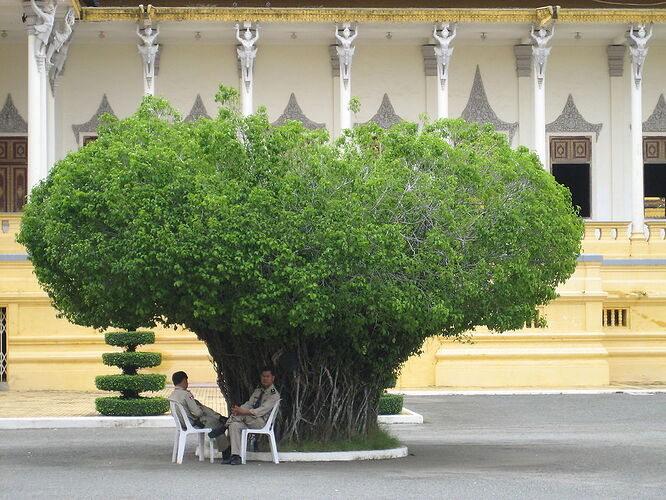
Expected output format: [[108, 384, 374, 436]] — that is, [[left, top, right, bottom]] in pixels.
[[95, 331, 168, 416], [18, 88, 582, 442]]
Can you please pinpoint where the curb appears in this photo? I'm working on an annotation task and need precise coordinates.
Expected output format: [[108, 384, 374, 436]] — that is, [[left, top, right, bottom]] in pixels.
[[0, 409, 423, 430], [0, 416, 174, 430], [198, 446, 409, 462], [377, 408, 423, 424], [388, 389, 666, 396]]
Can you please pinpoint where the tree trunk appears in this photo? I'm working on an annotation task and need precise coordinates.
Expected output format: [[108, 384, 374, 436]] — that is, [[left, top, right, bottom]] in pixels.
[[195, 328, 383, 443]]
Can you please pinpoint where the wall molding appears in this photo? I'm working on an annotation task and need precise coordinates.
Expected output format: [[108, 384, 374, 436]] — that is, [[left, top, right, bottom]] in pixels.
[[546, 94, 603, 141], [0, 95, 28, 134]]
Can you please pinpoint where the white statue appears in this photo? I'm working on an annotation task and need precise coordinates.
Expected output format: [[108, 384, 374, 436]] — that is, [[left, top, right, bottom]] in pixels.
[[433, 23, 456, 90], [30, 0, 56, 60], [531, 25, 554, 86], [137, 24, 160, 82], [628, 23, 653, 85], [335, 23, 358, 86], [46, 9, 75, 68], [236, 22, 259, 90]]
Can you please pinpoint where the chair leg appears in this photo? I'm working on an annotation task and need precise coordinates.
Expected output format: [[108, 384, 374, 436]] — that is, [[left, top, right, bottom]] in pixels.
[[177, 433, 187, 464], [209, 436, 215, 464], [172, 430, 179, 463], [269, 432, 279, 464], [240, 430, 248, 465], [198, 433, 205, 462]]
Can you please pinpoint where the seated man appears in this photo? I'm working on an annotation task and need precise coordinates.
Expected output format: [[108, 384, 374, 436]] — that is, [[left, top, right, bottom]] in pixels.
[[168, 370, 227, 431], [209, 366, 280, 465]]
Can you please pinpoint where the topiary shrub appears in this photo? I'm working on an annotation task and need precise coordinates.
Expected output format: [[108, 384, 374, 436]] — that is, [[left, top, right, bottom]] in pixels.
[[379, 393, 404, 415], [95, 331, 169, 416]]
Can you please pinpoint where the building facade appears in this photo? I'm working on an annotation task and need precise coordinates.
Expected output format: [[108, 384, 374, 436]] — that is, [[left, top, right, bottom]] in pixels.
[[1, 0, 666, 390]]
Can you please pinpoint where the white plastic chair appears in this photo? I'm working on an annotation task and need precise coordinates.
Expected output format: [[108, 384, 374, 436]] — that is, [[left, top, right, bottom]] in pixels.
[[240, 399, 281, 464], [169, 400, 215, 464]]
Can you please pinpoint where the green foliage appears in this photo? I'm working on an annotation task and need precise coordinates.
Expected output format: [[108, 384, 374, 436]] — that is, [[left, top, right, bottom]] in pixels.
[[378, 394, 404, 415], [95, 373, 165, 393], [95, 329, 166, 416], [348, 96, 361, 114], [105, 331, 155, 349], [278, 426, 400, 452], [102, 352, 161, 369], [18, 88, 582, 437], [95, 396, 170, 416]]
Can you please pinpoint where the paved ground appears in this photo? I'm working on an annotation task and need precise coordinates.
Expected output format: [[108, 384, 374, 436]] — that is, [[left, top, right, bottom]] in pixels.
[[1, 394, 665, 499]]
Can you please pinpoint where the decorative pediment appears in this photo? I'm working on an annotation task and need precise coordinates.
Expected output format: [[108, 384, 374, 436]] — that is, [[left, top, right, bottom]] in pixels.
[[546, 94, 603, 141], [272, 93, 325, 130], [72, 95, 117, 140], [461, 66, 518, 141], [184, 94, 211, 123], [0, 94, 28, 133], [644, 94, 666, 133], [364, 94, 403, 129]]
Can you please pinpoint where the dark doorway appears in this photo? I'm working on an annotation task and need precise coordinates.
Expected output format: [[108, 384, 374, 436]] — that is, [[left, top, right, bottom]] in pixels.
[[552, 163, 591, 218], [0, 137, 28, 213], [644, 164, 666, 219]]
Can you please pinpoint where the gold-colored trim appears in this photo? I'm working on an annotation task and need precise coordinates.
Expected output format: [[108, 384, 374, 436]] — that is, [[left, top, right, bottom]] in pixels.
[[69, 0, 82, 19], [79, 7, 666, 24]]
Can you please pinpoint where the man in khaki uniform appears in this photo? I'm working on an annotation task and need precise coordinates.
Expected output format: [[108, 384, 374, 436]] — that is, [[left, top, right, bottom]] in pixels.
[[168, 371, 226, 430], [211, 367, 280, 465]]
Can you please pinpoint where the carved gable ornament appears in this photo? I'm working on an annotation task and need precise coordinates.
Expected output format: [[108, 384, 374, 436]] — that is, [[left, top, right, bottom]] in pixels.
[[546, 94, 603, 141], [363, 94, 403, 129], [184, 94, 211, 123], [72, 94, 117, 141], [644, 94, 666, 133], [0, 94, 28, 134], [461, 66, 518, 142], [272, 93, 325, 130]]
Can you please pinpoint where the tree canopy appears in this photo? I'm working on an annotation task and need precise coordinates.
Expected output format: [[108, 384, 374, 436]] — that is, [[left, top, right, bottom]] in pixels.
[[18, 89, 582, 440]]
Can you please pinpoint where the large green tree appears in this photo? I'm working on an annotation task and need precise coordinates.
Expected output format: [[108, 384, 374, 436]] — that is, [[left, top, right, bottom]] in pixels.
[[18, 90, 582, 442]]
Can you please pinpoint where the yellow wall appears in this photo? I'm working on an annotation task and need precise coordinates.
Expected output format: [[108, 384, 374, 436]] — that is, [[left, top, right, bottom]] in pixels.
[[3, 215, 666, 390]]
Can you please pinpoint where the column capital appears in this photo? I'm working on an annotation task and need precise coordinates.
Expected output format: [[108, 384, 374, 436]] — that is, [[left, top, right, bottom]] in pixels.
[[514, 44, 532, 77], [627, 23, 652, 89], [23, 0, 56, 72], [48, 8, 76, 94], [433, 22, 456, 91], [531, 24, 554, 89], [335, 22, 357, 90], [607, 44, 626, 77], [137, 22, 160, 96], [236, 21, 259, 93]]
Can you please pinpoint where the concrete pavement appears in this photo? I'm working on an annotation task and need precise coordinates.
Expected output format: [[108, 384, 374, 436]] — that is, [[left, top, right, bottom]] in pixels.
[[1, 394, 665, 499]]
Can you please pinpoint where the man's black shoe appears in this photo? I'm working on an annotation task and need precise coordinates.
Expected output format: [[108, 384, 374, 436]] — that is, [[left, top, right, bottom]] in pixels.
[[229, 455, 242, 465], [220, 456, 232, 465], [208, 424, 226, 439]]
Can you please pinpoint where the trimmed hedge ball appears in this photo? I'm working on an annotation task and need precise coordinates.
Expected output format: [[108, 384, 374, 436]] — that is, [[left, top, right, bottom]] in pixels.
[[95, 374, 166, 393], [379, 393, 403, 415], [105, 331, 156, 348], [102, 351, 162, 369], [95, 397, 170, 416]]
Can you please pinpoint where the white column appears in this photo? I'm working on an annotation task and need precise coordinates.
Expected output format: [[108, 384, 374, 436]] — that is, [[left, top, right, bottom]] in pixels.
[[433, 23, 456, 119], [627, 24, 652, 238], [514, 44, 534, 150], [335, 23, 358, 131], [531, 25, 553, 167], [236, 22, 259, 117], [46, 82, 55, 171], [27, 33, 44, 191], [24, 0, 56, 191], [137, 23, 160, 96]]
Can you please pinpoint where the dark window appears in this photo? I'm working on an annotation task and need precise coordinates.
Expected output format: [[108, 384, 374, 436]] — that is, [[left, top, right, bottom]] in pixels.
[[552, 163, 591, 218]]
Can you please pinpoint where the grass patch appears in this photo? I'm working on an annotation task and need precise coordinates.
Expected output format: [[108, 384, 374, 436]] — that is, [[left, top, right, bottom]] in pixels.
[[275, 427, 401, 453]]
